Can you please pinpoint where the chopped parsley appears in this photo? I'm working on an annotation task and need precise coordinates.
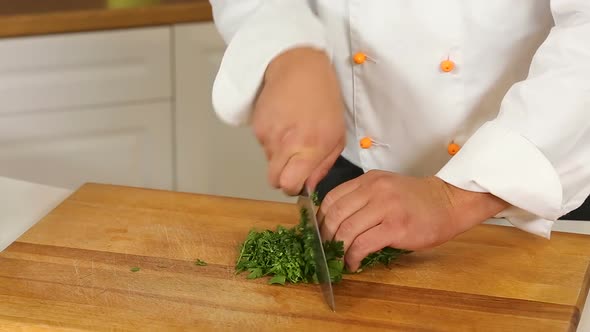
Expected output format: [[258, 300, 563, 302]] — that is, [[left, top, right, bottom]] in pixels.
[[195, 259, 207, 266], [235, 192, 411, 285]]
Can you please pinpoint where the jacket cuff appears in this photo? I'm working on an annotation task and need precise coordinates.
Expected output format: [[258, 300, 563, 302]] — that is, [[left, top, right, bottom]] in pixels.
[[435, 121, 563, 237], [211, 2, 329, 126], [493, 206, 554, 239]]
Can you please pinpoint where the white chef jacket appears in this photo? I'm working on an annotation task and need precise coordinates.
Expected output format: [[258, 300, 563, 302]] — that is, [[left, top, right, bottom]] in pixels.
[[209, 0, 590, 238]]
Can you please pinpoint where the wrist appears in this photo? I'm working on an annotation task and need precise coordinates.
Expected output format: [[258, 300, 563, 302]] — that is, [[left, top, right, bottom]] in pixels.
[[264, 47, 331, 83], [437, 177, 510, 232]]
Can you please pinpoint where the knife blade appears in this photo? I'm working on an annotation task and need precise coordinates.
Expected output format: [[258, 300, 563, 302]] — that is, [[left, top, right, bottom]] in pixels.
[[297, 186, 336, 311]]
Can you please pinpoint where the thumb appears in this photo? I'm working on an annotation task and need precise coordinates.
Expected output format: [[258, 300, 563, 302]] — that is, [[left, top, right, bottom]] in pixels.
[[279, 149, 323, 196], [306, 139, 345, 191]]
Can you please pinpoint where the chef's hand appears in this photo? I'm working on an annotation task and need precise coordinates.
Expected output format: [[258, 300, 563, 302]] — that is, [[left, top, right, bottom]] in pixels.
[[253, 47, 346, 195], [318, 171, 509, 271]]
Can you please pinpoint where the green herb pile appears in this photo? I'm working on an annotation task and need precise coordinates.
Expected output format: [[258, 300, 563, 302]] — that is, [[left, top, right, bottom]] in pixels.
[[235, 193, 411, 285]]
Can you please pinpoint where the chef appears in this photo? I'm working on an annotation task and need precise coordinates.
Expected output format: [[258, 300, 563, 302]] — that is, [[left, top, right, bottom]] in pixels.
[[208, 1, 590, 271]]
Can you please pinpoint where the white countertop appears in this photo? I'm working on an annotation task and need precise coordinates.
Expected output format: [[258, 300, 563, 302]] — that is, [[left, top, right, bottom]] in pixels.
[[0, 176, 72, 252]]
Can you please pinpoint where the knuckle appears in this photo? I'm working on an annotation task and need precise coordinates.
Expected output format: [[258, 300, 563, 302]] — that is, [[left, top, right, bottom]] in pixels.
[[302, 132, 320, 147], [365, 169, 379, 178], [263, 147, 272, 161], [373, 177, 391, 191], [421, 224, 444, 247], [387, 220, 408, 244], [337, 220, 355, 238], [326, 202, 346, 223], [280, 127, 301, 146], [322, 192, 337, 209], [388, 228, 404, 247], [253, 126, 265, 143], [323, 219, 340, 240], [252, 120, 269, 143], [347, 248, 366, 267], [354, 235, 371, 254]]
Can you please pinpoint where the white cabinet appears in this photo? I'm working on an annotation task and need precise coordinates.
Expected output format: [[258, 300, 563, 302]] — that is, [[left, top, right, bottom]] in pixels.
[[0, 27, 171, 113], [0, 27, 174, 191], [0, 102, 173, 191], [173, 22, 292, 203]]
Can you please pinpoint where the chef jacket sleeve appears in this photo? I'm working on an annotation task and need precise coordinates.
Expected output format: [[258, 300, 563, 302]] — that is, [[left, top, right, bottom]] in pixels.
[[436, 0, 590, 238], [208, 0, 329, 126]]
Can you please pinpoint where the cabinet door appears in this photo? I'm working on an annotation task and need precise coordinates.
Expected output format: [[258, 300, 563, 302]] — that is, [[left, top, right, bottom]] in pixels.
[[0, 27, 171, 113], [0, 102, 173, 191], [173, 22, 292, 203]]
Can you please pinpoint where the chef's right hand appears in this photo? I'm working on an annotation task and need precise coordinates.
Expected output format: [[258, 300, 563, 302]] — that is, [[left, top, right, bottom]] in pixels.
[[252, 47, 346, 196]]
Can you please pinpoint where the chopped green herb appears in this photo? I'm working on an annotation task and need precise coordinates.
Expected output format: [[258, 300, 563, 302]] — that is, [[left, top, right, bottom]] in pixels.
[[269, 274, 287, 285], [130, 267, 140, 273], [247, 267, 263, 279], [195, 259, 207, 266], [310, 191, 320, 206], [361, 247, 412, 269], [327, 259, 345, 283], [235, 191, 411, 285]]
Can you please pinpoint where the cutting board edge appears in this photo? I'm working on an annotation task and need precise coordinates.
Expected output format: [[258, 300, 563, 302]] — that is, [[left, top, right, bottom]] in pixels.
[[576, 262, 590, 320], [77, 182, 297, 207]]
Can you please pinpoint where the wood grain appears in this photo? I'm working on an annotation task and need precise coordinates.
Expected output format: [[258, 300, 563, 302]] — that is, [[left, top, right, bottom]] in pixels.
[[0, 0, 212, 38], [1, 183, 589, 331]]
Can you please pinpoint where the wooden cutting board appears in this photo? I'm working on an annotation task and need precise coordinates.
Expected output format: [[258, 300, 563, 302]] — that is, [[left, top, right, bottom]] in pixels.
[[1, 183, 589, 331]]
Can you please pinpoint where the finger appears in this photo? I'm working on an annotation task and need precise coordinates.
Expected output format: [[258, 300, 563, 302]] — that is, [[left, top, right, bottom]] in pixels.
[[334, 201, 384, 253], [345, 224, 392, 272], [251, 122, 271, 161], [261, 143, 273, 161], [317, 176, 361, 222], [251, 109, 278, 161], [279, 149, 323, 196], [266, 126, 301, 189], [306, 138, 345, 192], [319, 186, 369, 242], [268, 146, 294, 189]]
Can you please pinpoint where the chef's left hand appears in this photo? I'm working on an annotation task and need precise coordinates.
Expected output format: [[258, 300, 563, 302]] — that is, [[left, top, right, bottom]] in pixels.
[[318, 170, 509, 271]]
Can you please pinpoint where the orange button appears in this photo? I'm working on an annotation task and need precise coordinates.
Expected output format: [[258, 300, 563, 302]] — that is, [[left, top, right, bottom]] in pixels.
[[353, 52, 367, 64], [440, 59, 455, 72], [360, 137, 373, 149], [447, 143, 460, 155]]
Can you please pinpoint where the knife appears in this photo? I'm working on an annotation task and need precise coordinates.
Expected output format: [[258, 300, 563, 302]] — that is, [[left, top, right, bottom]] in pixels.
[[297, 186, 336, 311]]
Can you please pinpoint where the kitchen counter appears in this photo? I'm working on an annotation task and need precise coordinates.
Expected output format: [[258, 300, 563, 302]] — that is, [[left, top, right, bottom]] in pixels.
[[0, 0, 212, 38]]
